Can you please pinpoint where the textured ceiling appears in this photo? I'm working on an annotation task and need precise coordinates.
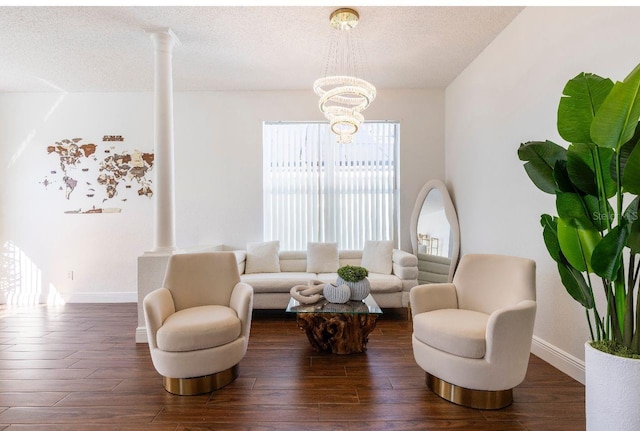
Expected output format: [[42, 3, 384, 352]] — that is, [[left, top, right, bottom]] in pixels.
[[0, 6, 523, 92]]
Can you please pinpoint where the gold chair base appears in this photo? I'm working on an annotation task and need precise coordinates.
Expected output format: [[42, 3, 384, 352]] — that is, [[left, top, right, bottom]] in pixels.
[[426, 373, 513, 410], [163, 364, 239, 395]]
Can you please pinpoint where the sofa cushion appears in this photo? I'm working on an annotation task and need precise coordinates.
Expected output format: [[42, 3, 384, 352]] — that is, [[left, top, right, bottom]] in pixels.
[[413, 308, 489, 359], [156, 305, 241, 352], [338, 249, 363, 267], [279, 250, 307, 272], [316, 272, 403, 293], [307, 242, 339, 273], [361, 240, 394, 275], [245, 241, 281, 274], [241, 272, 318, 293]]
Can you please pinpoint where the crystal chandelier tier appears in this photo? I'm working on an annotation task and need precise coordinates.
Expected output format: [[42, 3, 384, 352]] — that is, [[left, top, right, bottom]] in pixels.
[[313, 8, 376, 144]]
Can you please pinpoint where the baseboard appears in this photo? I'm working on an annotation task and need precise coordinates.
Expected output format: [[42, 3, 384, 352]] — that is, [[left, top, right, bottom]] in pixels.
[[531, 335, 585, 384], [64, 292, 138, 303], [136, 326, 148, 344]]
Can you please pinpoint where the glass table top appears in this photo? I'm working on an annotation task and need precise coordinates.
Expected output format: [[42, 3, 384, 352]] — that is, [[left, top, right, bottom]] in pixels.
[[285, 294, 383, 315]]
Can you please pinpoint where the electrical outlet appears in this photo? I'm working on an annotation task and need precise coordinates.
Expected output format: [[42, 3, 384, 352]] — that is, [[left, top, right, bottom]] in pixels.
[[67, 270, 74, 280]]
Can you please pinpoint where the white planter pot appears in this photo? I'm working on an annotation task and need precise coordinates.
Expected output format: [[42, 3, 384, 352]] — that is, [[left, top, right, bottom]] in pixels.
[[585, 341, 640, 431], [336, 277, 370, 300], [323, 283, 351, 304]]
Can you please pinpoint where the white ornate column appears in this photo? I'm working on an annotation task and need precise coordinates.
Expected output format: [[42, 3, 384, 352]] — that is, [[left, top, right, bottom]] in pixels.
[[137, 29, 181, 343], [150, 29, 180, 253]]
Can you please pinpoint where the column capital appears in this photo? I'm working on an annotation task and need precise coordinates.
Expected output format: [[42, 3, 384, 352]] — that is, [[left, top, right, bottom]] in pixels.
[[148, 28, 182, 51]]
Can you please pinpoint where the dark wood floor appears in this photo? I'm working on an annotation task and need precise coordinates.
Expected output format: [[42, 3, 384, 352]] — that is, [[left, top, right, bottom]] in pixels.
[[0, 303, 585, 430]]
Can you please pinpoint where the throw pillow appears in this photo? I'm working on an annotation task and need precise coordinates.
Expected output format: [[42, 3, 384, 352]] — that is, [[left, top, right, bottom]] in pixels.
[[306, 242, 339, 273], [361, 240, 394, 274], [245, 241, 281, 274]]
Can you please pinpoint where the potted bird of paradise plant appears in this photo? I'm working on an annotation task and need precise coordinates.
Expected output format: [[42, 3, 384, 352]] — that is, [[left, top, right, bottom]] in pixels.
[[518, 62, 640, 431]]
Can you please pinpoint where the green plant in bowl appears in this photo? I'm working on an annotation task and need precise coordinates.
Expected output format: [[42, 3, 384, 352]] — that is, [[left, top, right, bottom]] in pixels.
[[337, 265, 369, 282]]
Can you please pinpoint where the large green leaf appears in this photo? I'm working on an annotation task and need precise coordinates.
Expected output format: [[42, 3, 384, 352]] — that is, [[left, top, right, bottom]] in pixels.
[[625, 197, 640, 253], [566, 143, 597, 195], [623, 134, 640, 194], [552, 160, 576, 193], [557, 261, 595, 309], [566, 143, 616, 197], [623, 196, 639, 224], [557, 217, 601, 272], [591, 225, 629, 280], [518, 141, 567, 194], [558, 73, 613, 144], [585, 194, 613, 232], [595, 147, 616, 197], [556, 192, 611, 231], [556, 192, 595, 229], [612, 122, 640, 182], [541, 214, 562, 262], [555, 189, 614, 232], [629, 219, 640, 254], [591, 62, 640, 150]]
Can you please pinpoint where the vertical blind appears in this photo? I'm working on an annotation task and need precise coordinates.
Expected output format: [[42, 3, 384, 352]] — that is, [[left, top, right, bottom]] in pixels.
[[263, 122, 398, 250]]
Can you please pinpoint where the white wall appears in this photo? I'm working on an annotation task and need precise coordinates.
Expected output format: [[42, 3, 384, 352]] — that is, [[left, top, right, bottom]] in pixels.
[[174, 89, 444, 251], [0, 89, 444, 304], [445, 6, 640, 382], [0, 93, 154, 304]]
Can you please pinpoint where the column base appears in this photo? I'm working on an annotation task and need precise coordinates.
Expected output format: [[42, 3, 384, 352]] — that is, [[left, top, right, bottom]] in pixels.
[[163, 365, 239, 395], [426, 373, 513, 410]]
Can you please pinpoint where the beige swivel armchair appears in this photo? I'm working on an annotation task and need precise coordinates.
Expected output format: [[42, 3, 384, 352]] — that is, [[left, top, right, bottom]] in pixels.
[[143, 252, 253, 395], [410, 254, 536, 409]]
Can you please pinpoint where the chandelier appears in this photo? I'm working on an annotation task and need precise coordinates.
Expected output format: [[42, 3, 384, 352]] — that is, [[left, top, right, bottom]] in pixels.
[[313, 8, 376, 144]]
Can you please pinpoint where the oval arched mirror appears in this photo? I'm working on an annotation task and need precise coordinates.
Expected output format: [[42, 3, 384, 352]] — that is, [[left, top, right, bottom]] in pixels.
[[409, 179, 460, 283]]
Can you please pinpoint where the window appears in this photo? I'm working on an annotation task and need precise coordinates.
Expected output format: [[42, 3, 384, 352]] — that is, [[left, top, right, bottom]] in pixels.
[[263, 122, 398, 250]]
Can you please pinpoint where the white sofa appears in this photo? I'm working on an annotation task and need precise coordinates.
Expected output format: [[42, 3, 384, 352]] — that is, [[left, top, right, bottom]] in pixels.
[[233, 248, 419, 309]]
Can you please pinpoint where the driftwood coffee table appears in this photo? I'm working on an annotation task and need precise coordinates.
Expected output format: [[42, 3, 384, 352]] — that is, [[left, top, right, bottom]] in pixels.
[[285, 295, 382, 354]]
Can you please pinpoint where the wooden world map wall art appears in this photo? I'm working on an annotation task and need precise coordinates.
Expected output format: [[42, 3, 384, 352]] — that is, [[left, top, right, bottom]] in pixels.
[[40, 135, 154, 214]]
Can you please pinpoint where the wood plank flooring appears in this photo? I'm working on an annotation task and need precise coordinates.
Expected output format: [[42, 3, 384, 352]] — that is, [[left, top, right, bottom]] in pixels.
[[0, 303, 585, 430]]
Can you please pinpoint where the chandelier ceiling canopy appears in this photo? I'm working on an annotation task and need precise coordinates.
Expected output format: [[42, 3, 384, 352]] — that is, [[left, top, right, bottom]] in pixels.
[[313, 8, 377, 144]]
